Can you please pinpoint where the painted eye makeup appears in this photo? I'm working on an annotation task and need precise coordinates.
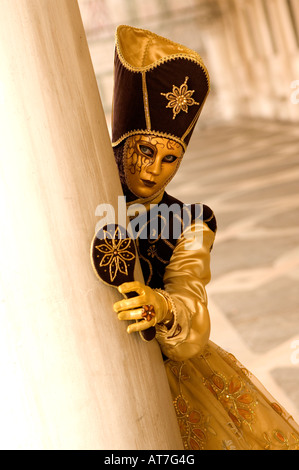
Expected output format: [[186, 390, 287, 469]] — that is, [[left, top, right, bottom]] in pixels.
[[138, 144, 155, 158], [138, 143, 178, 164], [162, 155, 178, 163]]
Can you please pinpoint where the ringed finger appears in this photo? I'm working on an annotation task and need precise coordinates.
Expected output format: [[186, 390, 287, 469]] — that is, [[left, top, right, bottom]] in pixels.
[[117, 308, 144, 321]]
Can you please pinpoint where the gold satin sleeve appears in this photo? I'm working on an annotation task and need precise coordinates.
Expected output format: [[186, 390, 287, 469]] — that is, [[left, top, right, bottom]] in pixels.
[[155, 220, 215, 361]]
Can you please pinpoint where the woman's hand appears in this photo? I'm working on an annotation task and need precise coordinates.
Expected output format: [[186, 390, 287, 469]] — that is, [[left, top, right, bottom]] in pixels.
[[113, 281, 171, 334]]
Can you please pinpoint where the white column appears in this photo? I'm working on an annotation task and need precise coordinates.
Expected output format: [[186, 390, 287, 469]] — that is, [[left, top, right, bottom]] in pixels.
[[0, 0, 182, 450]]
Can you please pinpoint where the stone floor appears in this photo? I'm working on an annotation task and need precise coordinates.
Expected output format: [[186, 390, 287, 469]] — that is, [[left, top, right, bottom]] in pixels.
[[167, 118, 299, 423]]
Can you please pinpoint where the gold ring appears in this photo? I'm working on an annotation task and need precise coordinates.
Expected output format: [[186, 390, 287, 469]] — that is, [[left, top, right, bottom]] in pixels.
[[142, 304, 156, 322]]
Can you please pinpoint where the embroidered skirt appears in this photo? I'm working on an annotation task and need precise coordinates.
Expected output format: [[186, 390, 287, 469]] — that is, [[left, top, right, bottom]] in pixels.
[[165, 341, 299, 450]]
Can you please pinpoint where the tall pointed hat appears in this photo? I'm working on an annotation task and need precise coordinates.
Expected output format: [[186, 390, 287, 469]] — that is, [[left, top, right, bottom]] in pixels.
[[112, 25, 210, 151]]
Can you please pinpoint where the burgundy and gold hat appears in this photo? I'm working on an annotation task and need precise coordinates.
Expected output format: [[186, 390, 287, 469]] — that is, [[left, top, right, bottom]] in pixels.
[[111, 25, 210, 151]]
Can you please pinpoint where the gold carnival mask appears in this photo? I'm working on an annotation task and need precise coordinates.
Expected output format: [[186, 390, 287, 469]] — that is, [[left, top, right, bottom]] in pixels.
[[124, 134, 184, 199]]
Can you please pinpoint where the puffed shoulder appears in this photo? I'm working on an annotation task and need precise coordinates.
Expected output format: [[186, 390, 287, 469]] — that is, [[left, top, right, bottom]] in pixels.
[[200, 204, 217, 234], [179, 201, 217, 252], [163, 192, 217, 235]]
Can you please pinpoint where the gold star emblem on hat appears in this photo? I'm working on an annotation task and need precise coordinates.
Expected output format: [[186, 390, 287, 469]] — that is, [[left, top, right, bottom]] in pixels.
[[161, 76, 199, 119]]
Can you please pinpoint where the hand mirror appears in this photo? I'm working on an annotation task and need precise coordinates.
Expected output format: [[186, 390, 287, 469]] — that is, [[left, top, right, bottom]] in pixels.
[[90, 224, 156, 341]]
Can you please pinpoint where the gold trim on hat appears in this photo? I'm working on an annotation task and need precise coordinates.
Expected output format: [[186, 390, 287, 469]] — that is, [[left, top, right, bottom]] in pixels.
[[112, 129, 188, 151], [142, 72, 151, 131], [115, 25, 210, 88], [181, 93, 209, 142]]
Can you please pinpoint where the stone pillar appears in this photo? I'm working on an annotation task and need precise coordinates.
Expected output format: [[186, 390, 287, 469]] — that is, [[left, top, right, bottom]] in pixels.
[[0, 0, 182, 450]]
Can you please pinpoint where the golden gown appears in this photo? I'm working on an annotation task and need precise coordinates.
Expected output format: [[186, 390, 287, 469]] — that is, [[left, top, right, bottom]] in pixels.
[[110, 22, 299, 451], [151, 209, 299, 450]]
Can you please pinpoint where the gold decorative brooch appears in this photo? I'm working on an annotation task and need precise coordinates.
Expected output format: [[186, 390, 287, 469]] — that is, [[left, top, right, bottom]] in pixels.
[[161, 76, 199, 119]]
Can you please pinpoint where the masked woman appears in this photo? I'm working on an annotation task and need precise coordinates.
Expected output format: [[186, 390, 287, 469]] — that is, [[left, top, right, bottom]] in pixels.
[[110, 25, 299, 450]]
